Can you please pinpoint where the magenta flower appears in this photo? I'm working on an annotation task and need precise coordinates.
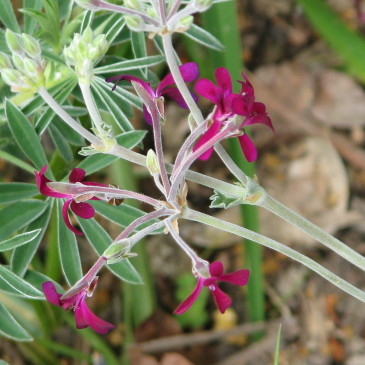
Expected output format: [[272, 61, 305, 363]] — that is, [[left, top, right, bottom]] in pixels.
[[42, 281, 114, 334], [106, 62, 199, 124], [193, 67, 273, 162], [175, 261, 250, 315], [35, 165, 105, 236]]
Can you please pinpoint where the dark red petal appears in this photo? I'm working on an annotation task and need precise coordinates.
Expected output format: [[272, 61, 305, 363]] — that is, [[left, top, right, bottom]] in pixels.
[[215, 67, 232, 95], [77, 298, 115, 334], [62, 199, 83, 236], [210, 285, 232, 314], [70, 201, 95, 219], [209, 261, 224, 277], [194, 79, 220, 104], [157, 62, 199, 94], [69, 168, 86, 183], [218, 269, 250, 286], [174, 278, 204, 315], [42, 281, 62, 306], [238, 134, 257, 163], [35, 165, 70, 198]]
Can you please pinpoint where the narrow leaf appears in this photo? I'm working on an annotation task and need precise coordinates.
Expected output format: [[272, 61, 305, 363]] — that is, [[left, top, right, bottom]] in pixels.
[[94, 55, 165, 74], [0, 200, 47, 241], [0, 183, 38, 204], [49, 123, 74, 162], [0, 0, 21, 32], [0, 265, 44, 299], [0, 229, 41, 252], [6, 100, 48, 170], [57, 200, 82, 286], [0, 302, 32, 341], [12, 201, 52, 277], [105, 15, 125, 44], [131, 31, 147, 77], [0, 151, 35, 175], [184, 24, 224, 51], [80, 10, 94, 33]]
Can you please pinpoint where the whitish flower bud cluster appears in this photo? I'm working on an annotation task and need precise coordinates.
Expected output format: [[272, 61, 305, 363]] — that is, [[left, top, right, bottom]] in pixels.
[[63, 27, 108, 84], [0, 30, 45, 93]]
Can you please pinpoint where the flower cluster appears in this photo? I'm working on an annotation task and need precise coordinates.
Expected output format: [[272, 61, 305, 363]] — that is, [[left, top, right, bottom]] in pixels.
[[193, 67, 274, 162]]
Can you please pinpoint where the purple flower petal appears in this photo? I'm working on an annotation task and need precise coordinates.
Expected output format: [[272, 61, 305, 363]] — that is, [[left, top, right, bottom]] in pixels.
[[62, 199, 84, 236], [209, 284, 232, 314], [69, 168, 86, 183], [70, 201, 95, 219], [35, 165, 71, 199], [238, 133, 257, 163], [174, 278, 204, 315], [209, 261, 224, 277], [218, 269, 250, 286], [193, 119, 221, 161], [238, 73, 255, 96], [157, 62, 199, 94], [143, 104, 153, 125], [78, 299, 115, 334], [161, 87, 189, 109], [215, 67, 232, 96], [42, 281, 62, 306], [194, 79, 220, 105]]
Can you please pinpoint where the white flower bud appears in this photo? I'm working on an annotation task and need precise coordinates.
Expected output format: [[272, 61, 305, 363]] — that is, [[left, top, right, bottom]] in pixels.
[[1, 68, 22, 85]]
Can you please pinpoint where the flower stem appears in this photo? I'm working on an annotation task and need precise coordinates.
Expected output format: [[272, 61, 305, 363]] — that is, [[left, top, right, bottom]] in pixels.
[[261, 194, 365, 272], [38, 87, 102, 147], [183, 207, 365, 303], [78, 82, 105, 136]]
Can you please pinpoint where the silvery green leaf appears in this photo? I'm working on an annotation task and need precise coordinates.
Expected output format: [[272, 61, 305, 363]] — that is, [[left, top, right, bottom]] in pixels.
[[0, 265, 44, 299], [0, 0, 21, 33], [94, 55, 165, 74], [94, 76, 142, 109], [80, 10, 94, 33], [56, 200, 82, 286], [0, 229, 41, 252], [210, 190, 242, 209], [0, 183, 38, 204], [0, 302, 32, 342], [91, 80, 133, 132], [105, 15, 126, 44], [0, 200, 47, 241], [6, 100, 48, 171], [131, 31, 147, 77], [184, 24, 224, 51]]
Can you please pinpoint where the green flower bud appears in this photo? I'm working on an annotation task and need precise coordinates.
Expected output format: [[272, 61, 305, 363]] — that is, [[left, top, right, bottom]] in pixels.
[[104, 240, 137, 263], [174, 15, 193, 33], [193, 0, 213, 12], [146, 149, 160, 174], [0, 52, 13, 70], [124, 0, 141, 11], [124, 15, 145, 32], [1, 68, 22, 85], [81, 26, 94, 43], [146, 6, 157, 18], [23, 58, 39, 78], [5, 29, 24, 54], [12, 53, 25, 71], [21, 34, 41, 59]]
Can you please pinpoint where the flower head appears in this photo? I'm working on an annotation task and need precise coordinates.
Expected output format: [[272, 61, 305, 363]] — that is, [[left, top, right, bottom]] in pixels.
[[106, 62, 199, 124], [42, 280, 114, 334], [35, 165, 105, 235], [175, 261, 250, 314], [193, 68, 273, 162]]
